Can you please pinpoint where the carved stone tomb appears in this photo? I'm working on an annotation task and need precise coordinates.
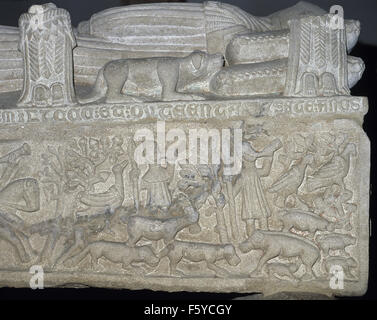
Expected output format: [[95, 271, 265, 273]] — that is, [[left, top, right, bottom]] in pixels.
[[0, 2, 370, 297]]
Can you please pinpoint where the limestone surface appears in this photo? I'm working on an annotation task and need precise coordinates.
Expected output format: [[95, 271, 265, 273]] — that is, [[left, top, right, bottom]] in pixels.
[[0, 1, 370, 297]]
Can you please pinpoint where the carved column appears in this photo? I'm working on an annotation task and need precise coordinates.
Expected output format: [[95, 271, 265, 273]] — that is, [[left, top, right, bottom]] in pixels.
[[285, 14, 349, 97], [18, 3, 77, 107]]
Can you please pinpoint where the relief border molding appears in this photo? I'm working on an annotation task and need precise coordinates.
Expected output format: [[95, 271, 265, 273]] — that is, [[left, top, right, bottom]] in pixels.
[[0, 96, 368, 126]]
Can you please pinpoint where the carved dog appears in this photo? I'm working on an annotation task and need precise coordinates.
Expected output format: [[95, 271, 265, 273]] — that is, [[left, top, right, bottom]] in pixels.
[[79, 51, 224, 104], [67, 241, 160, 268], [276, 209, 335, 234], [265, 262, 300, 281], [120, 205, 199, 246], [79, 50, 364, 103], [315, 233, 356, 256], [160, 240, 241, 277], [239, 230, 320, 279]]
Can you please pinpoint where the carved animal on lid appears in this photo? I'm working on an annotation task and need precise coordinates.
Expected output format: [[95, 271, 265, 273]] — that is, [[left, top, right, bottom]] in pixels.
[[79, 51, 224, 104], [0, 2, 365, 94]]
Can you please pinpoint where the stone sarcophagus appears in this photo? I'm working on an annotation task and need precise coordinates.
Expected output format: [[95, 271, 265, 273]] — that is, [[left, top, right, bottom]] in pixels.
[[0, 2, 370, 298]]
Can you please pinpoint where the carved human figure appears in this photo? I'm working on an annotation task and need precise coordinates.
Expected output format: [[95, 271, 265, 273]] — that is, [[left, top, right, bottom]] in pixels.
[[141, 144, 172, 213], [0, 143, 40, 212], [18, 3, 76, 107], [0, 144, 40, 263], [238, 125, 282, 237], [126, 139, 141, 212], [142, 164, 172, 212], [0, 144, 31, 190], [33, 212, 110, 267]]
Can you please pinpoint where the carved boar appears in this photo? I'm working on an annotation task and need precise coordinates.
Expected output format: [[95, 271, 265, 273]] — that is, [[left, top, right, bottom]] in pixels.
[[276, 209, 335, 234], [315, 233, 356, 256]]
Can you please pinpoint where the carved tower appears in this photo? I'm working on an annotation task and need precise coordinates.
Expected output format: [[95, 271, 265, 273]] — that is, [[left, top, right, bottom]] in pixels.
[[18, 3, 77, 107], [285, 14, 350, 97]]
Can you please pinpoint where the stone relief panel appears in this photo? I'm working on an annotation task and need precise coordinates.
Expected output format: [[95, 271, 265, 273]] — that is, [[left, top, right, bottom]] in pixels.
[[0, 117, 367, 295], [0, 1, 370, 297]]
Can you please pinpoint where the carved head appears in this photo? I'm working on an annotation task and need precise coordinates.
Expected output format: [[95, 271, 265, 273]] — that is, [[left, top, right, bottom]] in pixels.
[[239, 231, 264, 253], [223, 244, 241, 266], [274, 210, 287, 226], [345, 20, 361, 52], [29, 3, 56, 14], [176, 51, 224, 96], [28, 3, 57, 29], [347, 56, 365, 89], [116, 206, 137, 224], [28, 5, 44, 15], [268, 2, 326, 29], [22, 143, 31, 156], [242, 123, 269, 141]]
